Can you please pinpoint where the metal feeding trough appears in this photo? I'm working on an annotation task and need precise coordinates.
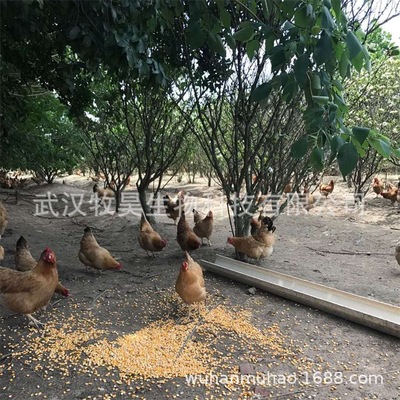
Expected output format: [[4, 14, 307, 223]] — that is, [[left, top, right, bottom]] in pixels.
[[201, 254, 400, 338]]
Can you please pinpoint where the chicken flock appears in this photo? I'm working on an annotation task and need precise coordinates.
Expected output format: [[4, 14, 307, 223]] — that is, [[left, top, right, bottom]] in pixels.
[[1, 188, 267, 328], [0, 174, 398, 328]]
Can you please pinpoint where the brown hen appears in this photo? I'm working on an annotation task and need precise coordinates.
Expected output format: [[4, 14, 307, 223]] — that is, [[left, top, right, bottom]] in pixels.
[[78, 227, 122, 271], [14, 236, 69, 297], [163, 190, 185, 225], [193, 210, 214, 246], [138, 214, 167, 257], [319, 180, 335, 198], [0, 247, 59, 327], [175, 251, 206, 311], [177, 211, 201, 251], [0, 201, 8, 239], [227, 217, 276, 260]]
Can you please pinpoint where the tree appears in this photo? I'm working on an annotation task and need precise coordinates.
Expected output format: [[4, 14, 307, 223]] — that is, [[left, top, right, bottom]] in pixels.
[[173, 1, 364, 240], [344, 28, 400, 196], [2, 0, 400, 223], [79, 79, 136, 212], [2, 93, 83, 183], [119, 80, 191, 219], [2, 0, 397, 174]]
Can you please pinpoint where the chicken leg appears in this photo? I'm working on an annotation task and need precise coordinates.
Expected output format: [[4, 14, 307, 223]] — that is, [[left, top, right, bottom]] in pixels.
[[27, 314, 44, 329]]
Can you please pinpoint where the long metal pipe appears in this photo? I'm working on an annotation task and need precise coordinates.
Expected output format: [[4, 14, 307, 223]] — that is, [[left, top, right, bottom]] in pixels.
[[202, 255, 400, 338]]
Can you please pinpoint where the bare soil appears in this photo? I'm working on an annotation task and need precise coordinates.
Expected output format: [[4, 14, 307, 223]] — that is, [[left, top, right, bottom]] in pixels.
[[0, 175, 399, 400]]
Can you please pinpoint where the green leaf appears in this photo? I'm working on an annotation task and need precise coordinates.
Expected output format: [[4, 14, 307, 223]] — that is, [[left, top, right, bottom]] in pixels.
[[217, 0, 231, 28], [294, 54, 310, 85], [362, 46, 371, 71], [329, 135, 345, 163], [315, 33, 333, 65], [332, 79, 344, 91], [246, 39, 260, 59], [338, 53, 350, 78], [186, 22, 206, 49], [281, 73, 297, 102], [138, 38, 146, 54], [69, 26, 80, 40], [251, 81, 272, 102], [233, 26, 254, 42], [332, 0, 341, 19], [310, 147, 324, 171], [225, 34, 236, 49], [207, 32, 226, 57], [260, 0, 269, 19], [126, 48, 136, 67], [310, 73, 321, 94], [346, 31, 363, 60], [352, 49, 364, 72], [352, 126, 369, 145], [312, 95, 329, 104], [352, 138, 367, 158], [337, 142, 358, 176], [291, 136, 308, 159], [270, 45, 285, 71], [369, 138, 391, 158], [321, 6, 335, 32], [392, 148, 400, 158], [294, 6, 309, 28]]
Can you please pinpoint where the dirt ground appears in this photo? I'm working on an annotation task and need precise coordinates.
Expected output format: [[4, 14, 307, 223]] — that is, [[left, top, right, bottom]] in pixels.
[[0, 175, 399, 400]]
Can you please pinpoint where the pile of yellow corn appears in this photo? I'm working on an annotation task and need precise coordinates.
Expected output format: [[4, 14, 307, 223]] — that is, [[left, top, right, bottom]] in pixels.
[[1, 291, 330, 398]]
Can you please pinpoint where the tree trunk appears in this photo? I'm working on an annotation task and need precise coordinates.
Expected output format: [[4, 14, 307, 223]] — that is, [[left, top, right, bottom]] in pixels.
[[115, 188, 121, 213], [231, 205, 252, 261], [138, 188, 155, 224], [46, 173, 55, 184]]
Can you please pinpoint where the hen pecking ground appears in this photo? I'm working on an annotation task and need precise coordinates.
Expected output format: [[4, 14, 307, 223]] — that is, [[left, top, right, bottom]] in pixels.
[[0, 175, 399, 400]]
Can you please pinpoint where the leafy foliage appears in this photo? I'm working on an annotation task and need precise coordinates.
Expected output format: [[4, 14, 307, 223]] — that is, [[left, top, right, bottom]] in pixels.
[[5, 94, 84, 183], [79, 78, 136, 212], [344, 27, 400, 193], [119, 79, 191, 217]]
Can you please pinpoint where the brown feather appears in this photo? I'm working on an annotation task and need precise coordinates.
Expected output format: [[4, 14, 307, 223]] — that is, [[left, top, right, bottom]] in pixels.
[[79, 227, 121, 271], [175, 252, 206, 304], [177, 212, 201, 251], [0, 248, 58, 315]]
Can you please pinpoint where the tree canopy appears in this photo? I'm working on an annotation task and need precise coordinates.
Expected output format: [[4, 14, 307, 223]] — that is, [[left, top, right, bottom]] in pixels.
[[1, 0, 400, 230]]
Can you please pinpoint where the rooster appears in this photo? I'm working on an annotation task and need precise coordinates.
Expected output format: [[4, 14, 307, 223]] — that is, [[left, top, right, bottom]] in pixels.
[[138, 214, 167, 257], [193, 210, 214, 246], [163, 190, 184, 225], [78, 227, 122, 271], [253, 216, 276, 248], [250, 210, 264, 235], [372, 177, 384, 197], [14, 236, 69, 297], [177, 211, 201, 251], [227, 217, 276, 261], [0, 247, 59, 327], [319, 180, 335, 198]]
